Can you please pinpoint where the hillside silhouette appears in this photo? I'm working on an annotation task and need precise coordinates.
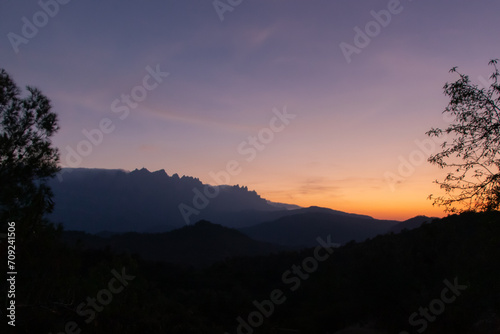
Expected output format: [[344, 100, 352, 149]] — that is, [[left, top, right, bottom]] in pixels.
[[9, 211, 500, 334], [62, 220, 289, 267], [240, 207, 400, 247]]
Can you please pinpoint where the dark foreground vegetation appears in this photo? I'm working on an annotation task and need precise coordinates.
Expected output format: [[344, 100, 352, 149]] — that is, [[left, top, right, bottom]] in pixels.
[[1, 211, 499, 334]]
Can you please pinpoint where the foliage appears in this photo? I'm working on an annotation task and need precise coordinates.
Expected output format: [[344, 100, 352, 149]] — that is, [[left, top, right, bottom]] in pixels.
[[0, 68, 60, 241], [427, 59, 500, 213]]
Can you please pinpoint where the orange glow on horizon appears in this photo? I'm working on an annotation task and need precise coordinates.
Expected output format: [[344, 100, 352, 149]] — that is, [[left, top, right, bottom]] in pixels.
[[258, 178, 448, 222], [265, 195, 446, 221]]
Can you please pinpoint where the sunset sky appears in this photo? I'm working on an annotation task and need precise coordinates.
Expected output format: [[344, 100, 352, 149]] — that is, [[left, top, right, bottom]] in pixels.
[[2, 0, 500, 220]]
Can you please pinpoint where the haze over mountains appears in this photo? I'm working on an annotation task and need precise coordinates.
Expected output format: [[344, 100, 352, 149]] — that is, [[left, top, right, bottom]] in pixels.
[[49, 168, 431, 248]]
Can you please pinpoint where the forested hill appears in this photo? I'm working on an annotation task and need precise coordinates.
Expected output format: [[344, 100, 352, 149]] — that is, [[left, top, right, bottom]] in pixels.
[[61, 220, 289, 267], [11, 211, 500, 333]]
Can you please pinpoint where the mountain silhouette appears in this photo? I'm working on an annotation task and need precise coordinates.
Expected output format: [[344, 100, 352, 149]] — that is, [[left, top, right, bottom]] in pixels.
[[389, 215, 436, 233], [49, 168, 280, 233], [62, 220, 288, 267], [50, 168, 420, 247], [239, 209, 399, 247]]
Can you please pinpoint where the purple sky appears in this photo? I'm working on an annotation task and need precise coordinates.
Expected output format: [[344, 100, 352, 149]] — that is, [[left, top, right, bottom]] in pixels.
[[2, 0, 500, 219]]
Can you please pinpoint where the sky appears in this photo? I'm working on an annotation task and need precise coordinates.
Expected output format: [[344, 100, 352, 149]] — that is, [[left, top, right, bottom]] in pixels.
[[1, 0, 500, 220]]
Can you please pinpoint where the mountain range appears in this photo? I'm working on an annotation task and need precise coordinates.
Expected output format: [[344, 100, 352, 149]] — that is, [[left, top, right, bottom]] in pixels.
[[49, 167, 278, 232], [49, 168, 432, 249]]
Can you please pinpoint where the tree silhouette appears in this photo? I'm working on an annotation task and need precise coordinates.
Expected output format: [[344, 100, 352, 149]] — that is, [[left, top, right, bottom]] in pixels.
[[0, 69, 60, 242], [427, 59, 500, 213]]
